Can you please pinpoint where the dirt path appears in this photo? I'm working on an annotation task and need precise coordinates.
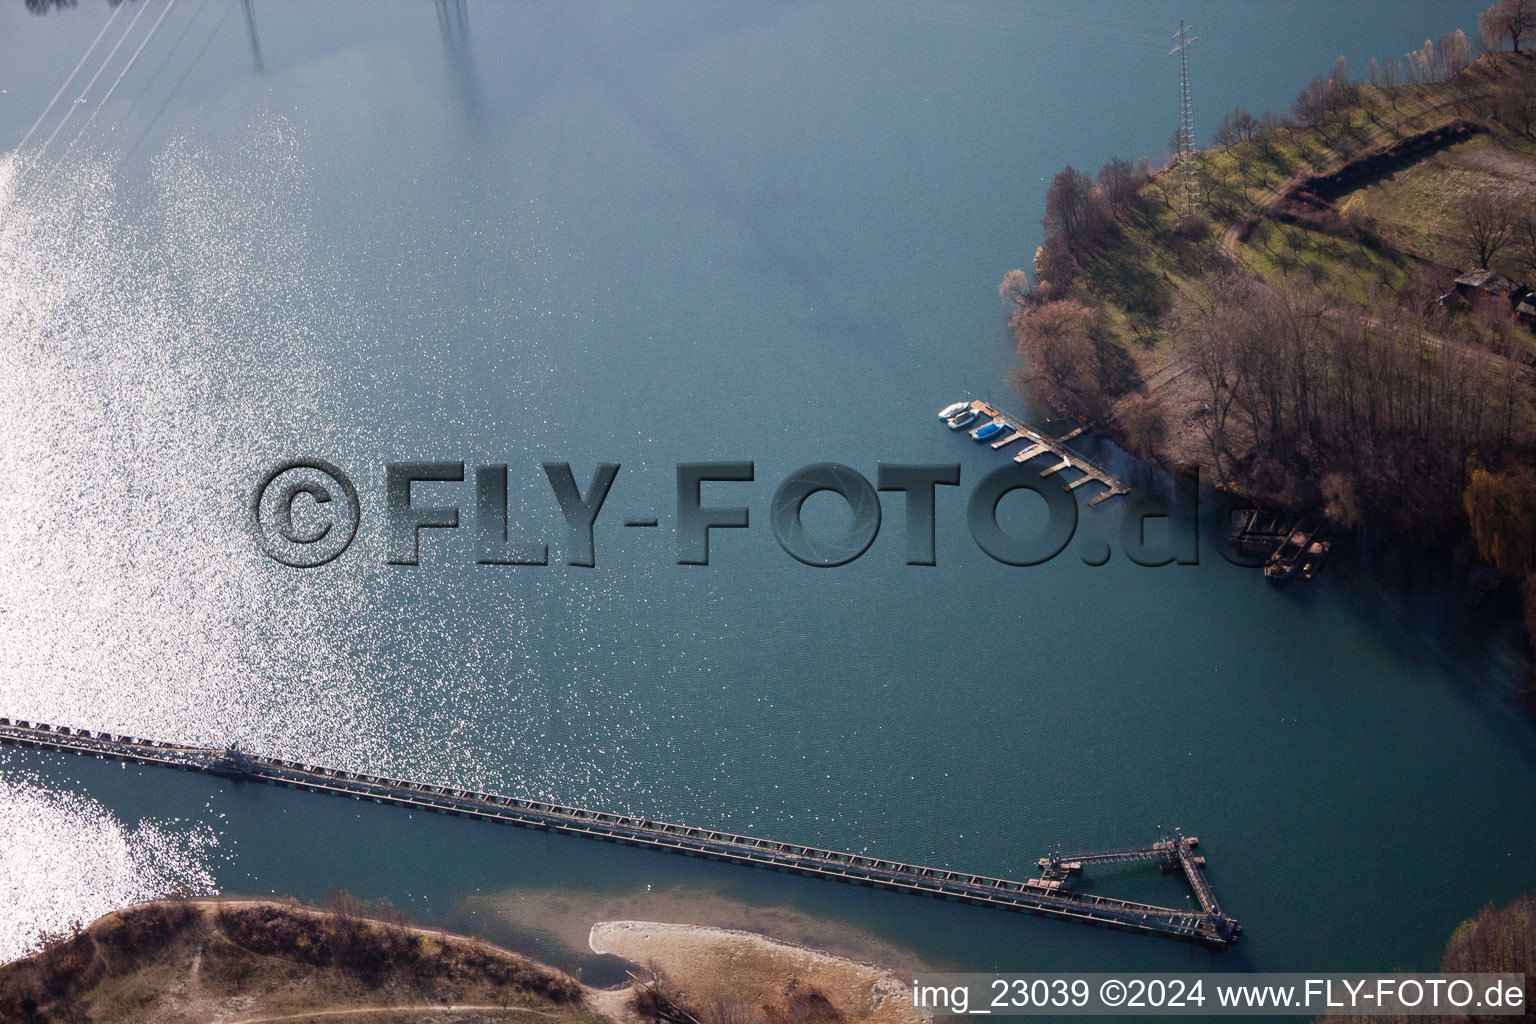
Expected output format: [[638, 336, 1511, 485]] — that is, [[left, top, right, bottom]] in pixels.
[[1109, 354, 1191, 415], [231, 1006, 551, 1023]]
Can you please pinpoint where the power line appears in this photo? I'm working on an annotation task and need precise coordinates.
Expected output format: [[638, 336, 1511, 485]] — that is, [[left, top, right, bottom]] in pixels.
[[114, 0, 213, 136], [55, 0, 183, 165], [118, 0, 233, 171], [20, 0, 183, 209], [30, 0, 156, 166], [15, 0, 128, 152]]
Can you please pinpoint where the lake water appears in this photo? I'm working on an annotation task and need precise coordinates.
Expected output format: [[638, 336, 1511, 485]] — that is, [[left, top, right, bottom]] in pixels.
[[2, 0, 1532, 984]]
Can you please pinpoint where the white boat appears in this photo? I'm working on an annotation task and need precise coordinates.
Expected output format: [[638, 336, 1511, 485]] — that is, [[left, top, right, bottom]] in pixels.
[[946, 410, 977, 429], [938, 401, 970, 420]]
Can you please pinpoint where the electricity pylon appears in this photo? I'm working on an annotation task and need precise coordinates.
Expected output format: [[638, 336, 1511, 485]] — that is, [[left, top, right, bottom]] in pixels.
[[1170, 21, 1201, 222]]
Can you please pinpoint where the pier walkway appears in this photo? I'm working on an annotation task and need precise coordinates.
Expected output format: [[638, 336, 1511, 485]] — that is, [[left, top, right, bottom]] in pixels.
[[960, 401, 1129, 507], [1039, 837, 1234, 926], [0, 718, 1238, 948]]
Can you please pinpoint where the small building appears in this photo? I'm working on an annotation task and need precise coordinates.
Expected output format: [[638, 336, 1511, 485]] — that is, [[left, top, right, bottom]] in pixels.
[[1454, 269, 1525, 304], [1517, 296, 1536, 328], [1434, 289, 1469, 311]]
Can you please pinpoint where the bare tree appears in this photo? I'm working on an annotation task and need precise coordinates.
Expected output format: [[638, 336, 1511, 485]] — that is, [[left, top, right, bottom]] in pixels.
[[703, 991, 755, 1024], [1329, 55, 1354, 96], [1408, 38, 1445, 83], [998, 269, 1034, 308], [1214, 107, 1260, 150], [1291, 75, 1342, 137], [1042, 166, 1110, 264], [1032, 237, 1077, 296], [1253, 111, 1283, 159], [1379, 57, 1402, 88], [1497, 81, 1536, 135], [1480, 0, 1536, 52], [1440, 30, 1473, 76], [1457, 192, 1515, 268], [1097, 156, 1146, 218], [1514, 210, 1536, 281], [1116, 393, 1168, 461], [1010, 299, 1112, 423], [1170, 277, 1249, 481]]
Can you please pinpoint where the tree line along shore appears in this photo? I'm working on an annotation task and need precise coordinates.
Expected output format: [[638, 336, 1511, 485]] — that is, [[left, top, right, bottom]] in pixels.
[[1000, 3, 1536, 687]]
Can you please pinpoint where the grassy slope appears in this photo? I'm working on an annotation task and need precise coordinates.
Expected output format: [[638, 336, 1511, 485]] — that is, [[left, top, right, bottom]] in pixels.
[[1077, 52, 1536, 384], [1345, 131, 1536, 276], [0, 899, 601, 1024]]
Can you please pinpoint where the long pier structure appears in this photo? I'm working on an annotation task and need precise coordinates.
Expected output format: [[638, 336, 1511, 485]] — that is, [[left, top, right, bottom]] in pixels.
[[959, 401, 1130, 507], [0, 718, 1240, 948]]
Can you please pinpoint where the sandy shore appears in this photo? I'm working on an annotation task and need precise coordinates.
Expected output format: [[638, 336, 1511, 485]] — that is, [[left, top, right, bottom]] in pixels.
[[590, 920, 929, 1024], [465, 884, 927, 982]]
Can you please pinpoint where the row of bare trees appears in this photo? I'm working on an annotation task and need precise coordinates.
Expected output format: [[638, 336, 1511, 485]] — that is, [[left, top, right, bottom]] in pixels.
[[1171, 274, 1530, 537], [1359, 0, 1535, 95], [1001, 155, 1165, 423], [1368, 31, 1475, 88]]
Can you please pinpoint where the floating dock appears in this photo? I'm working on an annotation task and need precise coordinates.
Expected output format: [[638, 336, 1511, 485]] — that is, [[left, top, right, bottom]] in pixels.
[[0, 718, 1240, 949], [1229, 509, 1292, 554], [955, 401, 1129, 507]]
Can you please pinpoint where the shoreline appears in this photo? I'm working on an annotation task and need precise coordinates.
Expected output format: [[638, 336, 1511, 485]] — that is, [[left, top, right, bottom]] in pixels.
[[0, 897, 927, 1024]]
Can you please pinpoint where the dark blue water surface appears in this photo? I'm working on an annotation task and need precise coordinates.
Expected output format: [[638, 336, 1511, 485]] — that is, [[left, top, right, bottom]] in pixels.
[[0, 0, 1530, 981]]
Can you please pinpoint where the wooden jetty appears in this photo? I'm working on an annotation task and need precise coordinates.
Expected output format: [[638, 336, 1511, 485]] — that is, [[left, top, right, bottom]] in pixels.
[[0, 718, 1240, 949], [957, 401, 1129, 507], [1229, 509, 1331, 581], [1228, 509, 1291, 555]]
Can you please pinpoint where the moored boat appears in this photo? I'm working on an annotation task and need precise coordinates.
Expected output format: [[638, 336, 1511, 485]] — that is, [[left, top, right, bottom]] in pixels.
[[1265, 517, 1328, 583], [972, 420, 1006, 441], [1297, 539, 1331, 582], [947, 410, 977, 429], [939, 401, 970, 420]]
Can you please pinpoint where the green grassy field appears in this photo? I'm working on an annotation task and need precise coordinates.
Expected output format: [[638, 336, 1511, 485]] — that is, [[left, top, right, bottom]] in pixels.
[[1073, 52, 1536, 378]]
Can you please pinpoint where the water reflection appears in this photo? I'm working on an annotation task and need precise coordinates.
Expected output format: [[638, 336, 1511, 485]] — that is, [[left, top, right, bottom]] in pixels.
[[435, 0, 480, 115], [1, 0, 1530, 982], [239, 0, 263, 73], [0, 131, 392, 766], [0, 758, 220, 962]]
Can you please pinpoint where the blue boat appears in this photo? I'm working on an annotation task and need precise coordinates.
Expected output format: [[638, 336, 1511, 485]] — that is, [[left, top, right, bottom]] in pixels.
[[972, 420, 1006, 441]]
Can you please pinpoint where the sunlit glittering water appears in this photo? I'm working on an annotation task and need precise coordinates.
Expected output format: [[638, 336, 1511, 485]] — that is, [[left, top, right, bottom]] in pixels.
[[1, 0, 1533, 978], [0, 768, 219, 960]]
